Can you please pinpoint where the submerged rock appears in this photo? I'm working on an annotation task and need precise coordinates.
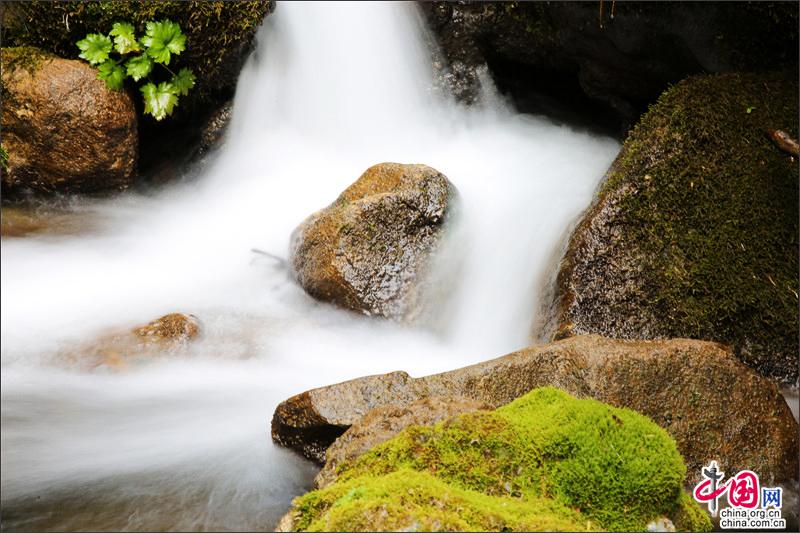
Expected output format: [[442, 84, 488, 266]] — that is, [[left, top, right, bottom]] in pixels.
[[272, 335, 799, 484], [315, 396, 490, 489], [277, 387, 712, 532], [544, 72, 799, 385], [289, 163, 458, 321], [61, 313, 201, 371], [0, 47, 137, 197]]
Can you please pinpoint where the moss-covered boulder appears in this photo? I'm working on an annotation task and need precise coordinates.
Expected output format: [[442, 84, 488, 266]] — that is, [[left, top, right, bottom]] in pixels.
[[290, 163, 458, 321], [1, 46, 138, 196], [278, 387, 712, 532], [547, 72, 799, 386], [272, 335, 799, 485], [422, 2, 799, 133]]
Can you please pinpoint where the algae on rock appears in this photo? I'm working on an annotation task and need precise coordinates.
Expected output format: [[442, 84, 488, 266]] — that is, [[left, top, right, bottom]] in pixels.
[[280, 387, 712, 532]]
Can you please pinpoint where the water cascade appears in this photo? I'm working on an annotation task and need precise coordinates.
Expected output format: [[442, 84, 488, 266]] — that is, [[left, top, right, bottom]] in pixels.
[[0, 2, 619, 530]]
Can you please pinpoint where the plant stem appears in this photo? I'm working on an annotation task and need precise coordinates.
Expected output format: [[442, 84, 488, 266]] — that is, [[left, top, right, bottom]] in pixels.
[[160, 63, 176, 77]]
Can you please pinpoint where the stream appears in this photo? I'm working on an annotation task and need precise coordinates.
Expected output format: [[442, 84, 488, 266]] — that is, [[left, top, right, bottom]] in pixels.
[[0, 3, 623, 530]]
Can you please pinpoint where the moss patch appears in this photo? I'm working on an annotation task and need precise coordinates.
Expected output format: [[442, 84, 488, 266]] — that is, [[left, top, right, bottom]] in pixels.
[[0, 46, 54, 75], [287, 387, 712, 532], [603, 72, 798, 382], [1, 1, 270, 108]]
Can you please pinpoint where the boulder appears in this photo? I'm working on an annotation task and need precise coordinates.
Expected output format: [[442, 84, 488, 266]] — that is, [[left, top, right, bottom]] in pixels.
[[314, 396, 490, 489], [1, 47, 137, 196], [272, 335, 799, 484], [421, 2, 798, 133], [543, 72, 799, 385], [289, 163, 457, 321], [60, 313, 201, 370], [277, 387, 712, 532]]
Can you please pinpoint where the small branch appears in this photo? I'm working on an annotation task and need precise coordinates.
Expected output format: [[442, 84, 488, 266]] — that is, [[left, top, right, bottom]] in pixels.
[[251, 248, 287, 267], [767, 129, 800, 157]]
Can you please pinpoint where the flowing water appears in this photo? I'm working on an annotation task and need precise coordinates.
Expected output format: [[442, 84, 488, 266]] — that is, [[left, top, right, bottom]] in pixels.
[[0, 3, 620, 530]]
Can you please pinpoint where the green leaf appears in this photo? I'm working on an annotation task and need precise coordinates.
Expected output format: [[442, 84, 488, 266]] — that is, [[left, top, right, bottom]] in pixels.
[[171, 68, 196, 96], [97, 59, 126, 90], [125, 54, 153, 81], [141, 19, 186, 65], [110, 22, 140, 54], [141, 81, 179, 120], [77, 33, 113, 65]]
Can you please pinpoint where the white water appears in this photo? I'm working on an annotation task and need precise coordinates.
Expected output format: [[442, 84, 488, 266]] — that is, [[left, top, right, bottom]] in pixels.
[[0, 2, 618, 530]]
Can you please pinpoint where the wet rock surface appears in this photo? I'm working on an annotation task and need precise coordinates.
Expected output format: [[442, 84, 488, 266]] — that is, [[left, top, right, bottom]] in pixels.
[[272, 335, 799, 484], [60, 313, 201, 371], [0, 47, 137, 197], [289, 163, 458, 321]]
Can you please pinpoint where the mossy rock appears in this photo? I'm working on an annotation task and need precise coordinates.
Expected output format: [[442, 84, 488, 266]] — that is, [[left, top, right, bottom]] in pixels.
[[550, 72, 799, 385], [281, 387, 712, 532], [0, 1, 271, 110]]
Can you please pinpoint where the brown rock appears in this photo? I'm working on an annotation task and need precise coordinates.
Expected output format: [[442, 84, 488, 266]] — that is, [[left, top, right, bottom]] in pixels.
[[314, 396, 490, 489], [0, 204, 98, 238], [60, 313, 201, 371], [272, 335, 799, 484], [289, 163, 457, 321], [1, 47, 137, 196]]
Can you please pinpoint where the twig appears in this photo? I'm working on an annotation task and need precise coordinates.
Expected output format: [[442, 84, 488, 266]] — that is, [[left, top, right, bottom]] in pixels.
[[251, 248, 287, 266]]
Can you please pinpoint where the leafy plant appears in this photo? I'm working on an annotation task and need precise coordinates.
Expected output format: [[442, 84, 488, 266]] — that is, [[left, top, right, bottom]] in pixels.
[[76, 19, 195, 120]]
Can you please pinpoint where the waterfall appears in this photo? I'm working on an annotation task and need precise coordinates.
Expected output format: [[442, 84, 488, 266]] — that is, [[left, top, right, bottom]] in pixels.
[[0, 2, 619, 530]]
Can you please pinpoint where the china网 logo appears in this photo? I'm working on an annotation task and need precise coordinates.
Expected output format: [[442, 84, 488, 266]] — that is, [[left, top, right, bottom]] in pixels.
[[693, 461, 785, 529]]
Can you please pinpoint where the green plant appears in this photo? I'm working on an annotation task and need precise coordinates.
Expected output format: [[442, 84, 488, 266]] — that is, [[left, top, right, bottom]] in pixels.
[[76, 19, 195, 120]]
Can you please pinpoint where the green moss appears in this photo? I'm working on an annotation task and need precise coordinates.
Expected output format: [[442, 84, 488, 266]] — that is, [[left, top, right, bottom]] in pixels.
[[289, 388, 712, 532], [0, 45, 53, 75], [603, 72, 798, 381], [670, 491, 714, 533], [1, 1, 270, 107], [296, 469, 590, 532]]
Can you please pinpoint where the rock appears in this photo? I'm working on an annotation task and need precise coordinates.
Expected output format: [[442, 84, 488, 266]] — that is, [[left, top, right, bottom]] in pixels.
[[543, 73, 799, 385], [60, 313, 201, 371], [198, 100, 233, 155], [131, 313, 201, 343], [0, 204, 98, 238], [272, 335, 799, 484], [277, 387, 713, 532], [421, 2, 798, 133], [289, 163, 457, 321], [315, 396, 490, 489], [1, 47, 137, 197]]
